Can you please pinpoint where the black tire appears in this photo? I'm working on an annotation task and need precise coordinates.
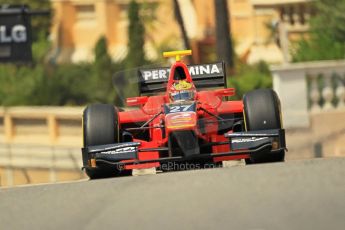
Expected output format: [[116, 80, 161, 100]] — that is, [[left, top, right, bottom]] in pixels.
[[83, 104, 121, 179], [243, 89, 285, 163]]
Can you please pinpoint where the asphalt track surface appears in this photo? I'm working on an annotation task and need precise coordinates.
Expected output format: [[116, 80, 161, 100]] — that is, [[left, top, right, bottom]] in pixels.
[[1, 158, 345, 230]]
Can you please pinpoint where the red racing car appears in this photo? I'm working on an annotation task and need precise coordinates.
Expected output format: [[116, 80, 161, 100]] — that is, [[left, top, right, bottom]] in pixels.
[[82, 50, 286, 179]]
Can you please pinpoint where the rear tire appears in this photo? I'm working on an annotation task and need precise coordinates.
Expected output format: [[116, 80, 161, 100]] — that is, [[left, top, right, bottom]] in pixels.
[[83, 104, 121, 179], [243, 89, 285, 163]]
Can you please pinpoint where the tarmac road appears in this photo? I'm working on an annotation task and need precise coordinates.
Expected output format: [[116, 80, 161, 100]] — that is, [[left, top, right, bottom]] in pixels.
[[1, 158, 345, 230]]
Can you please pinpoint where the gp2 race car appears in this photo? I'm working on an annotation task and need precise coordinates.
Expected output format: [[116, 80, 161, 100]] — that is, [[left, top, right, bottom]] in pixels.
[[82, 50, 286, 179]]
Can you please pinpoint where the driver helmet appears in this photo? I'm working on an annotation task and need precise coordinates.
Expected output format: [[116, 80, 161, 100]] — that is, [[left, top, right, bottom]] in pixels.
[[169, 80, 195, 102]]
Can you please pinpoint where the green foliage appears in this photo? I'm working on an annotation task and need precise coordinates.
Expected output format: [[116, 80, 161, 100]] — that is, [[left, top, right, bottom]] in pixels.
[[0, 63, 94, 106], [312, 0, 345, 42], [91, 36, 116, 103], [292, 35, 345, 62], [0, 36, 122, 106], [115, 0, 148, 102], [292, 0, 345, 61], [0, 64, 41, 105], [48, 64, 94, 105], [229, 61, 272, 100], [94, 37, 112, 66], [126, 0, 146, 69], [32, 30, 51, 63]]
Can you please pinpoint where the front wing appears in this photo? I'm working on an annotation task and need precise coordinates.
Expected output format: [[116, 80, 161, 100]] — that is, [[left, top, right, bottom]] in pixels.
[[82, 129, 286, 170]]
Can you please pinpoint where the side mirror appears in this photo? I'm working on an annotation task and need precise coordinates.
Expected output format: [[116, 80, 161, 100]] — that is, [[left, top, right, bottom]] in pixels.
[[126, 96, 148, 107], [215, 88, 235, 97]]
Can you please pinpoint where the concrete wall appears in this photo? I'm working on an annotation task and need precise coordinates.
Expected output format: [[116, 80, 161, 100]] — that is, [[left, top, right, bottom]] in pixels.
[[286, 112, 345, 160], [271, 60, 345, 128], [0, 106, 83, 146], [0, 107, 85, 187]]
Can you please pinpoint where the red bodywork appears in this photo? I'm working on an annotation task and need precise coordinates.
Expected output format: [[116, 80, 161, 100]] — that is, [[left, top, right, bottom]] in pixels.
[[117, 60, 249, 170]]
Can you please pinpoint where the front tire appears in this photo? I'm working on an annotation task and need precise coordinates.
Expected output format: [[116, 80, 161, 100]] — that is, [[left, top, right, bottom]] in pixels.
[[83, 104, 121, 179], [243, 89, 285, 163]]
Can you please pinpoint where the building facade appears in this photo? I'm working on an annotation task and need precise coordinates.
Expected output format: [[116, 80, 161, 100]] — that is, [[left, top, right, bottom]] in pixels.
[[252, 0, 314, 62], [50, 0, 286, 64]]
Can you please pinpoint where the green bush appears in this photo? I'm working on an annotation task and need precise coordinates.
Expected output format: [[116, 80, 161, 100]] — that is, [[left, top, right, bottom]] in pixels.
[[0, 63, 94, 106], [126, 0, 146, 69], [0, 35, 127, 106], [228, 61, 272, 100], [292, 33, 345, 62], [292, 0, 345, 62]]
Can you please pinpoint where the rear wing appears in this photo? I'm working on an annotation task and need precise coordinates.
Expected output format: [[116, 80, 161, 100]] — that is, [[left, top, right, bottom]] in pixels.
[[138, 62, 227, 95]]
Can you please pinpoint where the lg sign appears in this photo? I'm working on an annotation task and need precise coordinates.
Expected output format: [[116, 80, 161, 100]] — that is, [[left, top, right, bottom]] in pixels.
[[0, 6, 33, 62], [0, 25, 27, 43]]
